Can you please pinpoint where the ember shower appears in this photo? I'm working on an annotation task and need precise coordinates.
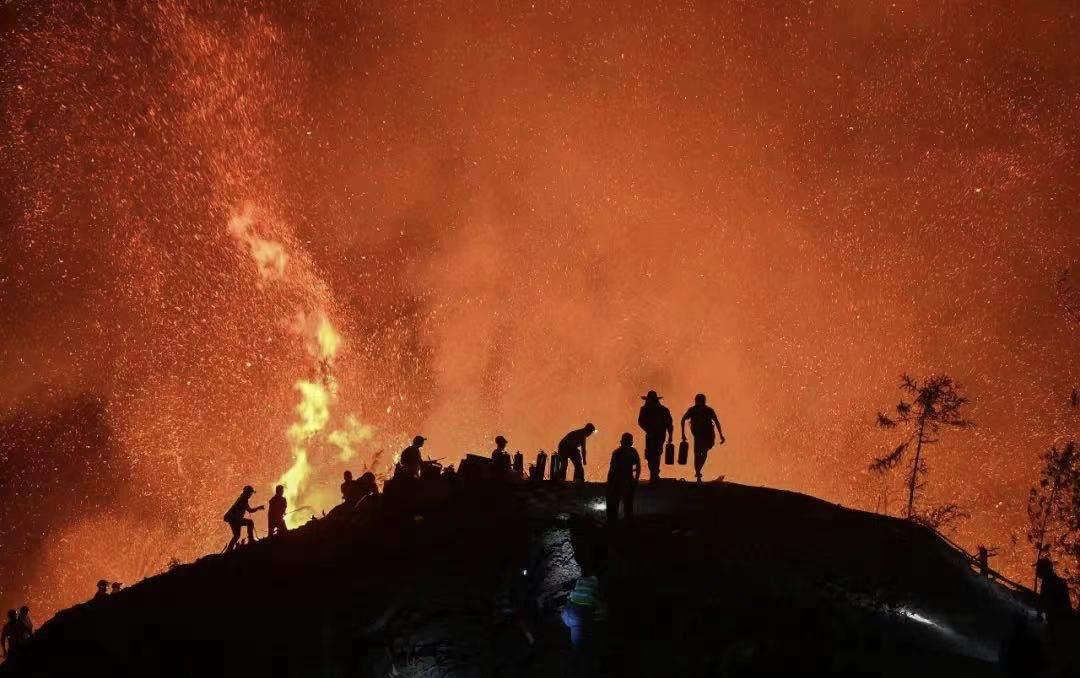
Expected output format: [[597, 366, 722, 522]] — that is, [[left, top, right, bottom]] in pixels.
[[1, 1, 1078, 618]]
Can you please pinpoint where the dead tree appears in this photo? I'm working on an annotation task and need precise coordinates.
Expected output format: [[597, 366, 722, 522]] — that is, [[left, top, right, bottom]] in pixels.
[[870, 374, 973, 521]]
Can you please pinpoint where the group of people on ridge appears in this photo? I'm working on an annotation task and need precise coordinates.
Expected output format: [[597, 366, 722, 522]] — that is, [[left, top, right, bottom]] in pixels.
[[218, 390, 725, 547]]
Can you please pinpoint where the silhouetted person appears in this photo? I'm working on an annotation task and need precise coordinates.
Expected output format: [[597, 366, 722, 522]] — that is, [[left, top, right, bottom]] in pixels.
[[1, 610, 18, 658], [637, 390, 673, 483], [399, 435, 425, 479], [681, 394, 725, 482], [513, 450, 524, 477], [607, 432, 641, 522], [557, 423, 595, 483], [491, 435, 512, 479], [356, 471, 379, 498], [340, 471, 355, 502], [267, 485, 288, 537], [1036, 557, 1073, 676], [93, 579, 109, 601], [110, 582, 122, 594], [223, 485, 263, 551], [15, 607, 31, 648], [1036, 558, 1072, 625]]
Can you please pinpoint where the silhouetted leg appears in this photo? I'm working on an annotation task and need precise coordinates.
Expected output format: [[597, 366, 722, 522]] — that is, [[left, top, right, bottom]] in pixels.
[[625, 484, 635, 520], [693, 439, 713, 481], [645, 434, 664, 482], [226, 522, 241, 551], [242, 518, 255, 542], [570, 451, 585, 483]]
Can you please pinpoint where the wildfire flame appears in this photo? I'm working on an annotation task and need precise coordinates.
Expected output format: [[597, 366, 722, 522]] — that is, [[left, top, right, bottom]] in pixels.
[[227, 205, 375, 527]]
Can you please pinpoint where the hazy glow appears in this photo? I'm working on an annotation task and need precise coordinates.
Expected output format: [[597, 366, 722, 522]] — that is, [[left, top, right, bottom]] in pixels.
[[1, 1, 1078, 620]]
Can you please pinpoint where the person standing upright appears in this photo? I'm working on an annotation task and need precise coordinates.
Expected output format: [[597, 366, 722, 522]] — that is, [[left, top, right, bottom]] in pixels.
[[680, 394, 725, 482], [606, 433, 641, 522], [267, 485, 288, 537], [637, 390, 673, 483]]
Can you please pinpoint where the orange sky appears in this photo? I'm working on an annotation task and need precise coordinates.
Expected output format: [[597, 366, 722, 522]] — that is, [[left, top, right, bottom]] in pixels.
[[1, 0, 1078, 619]]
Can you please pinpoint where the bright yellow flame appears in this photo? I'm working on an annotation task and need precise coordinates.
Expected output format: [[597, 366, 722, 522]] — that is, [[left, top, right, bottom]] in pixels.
[[328, 414, 376, 462], [227, 204, 288, 280], [316, 313, 341, 362]]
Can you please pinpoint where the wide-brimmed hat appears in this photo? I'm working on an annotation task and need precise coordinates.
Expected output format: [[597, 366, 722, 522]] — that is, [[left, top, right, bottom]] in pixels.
[[641, 390, 663, 400]]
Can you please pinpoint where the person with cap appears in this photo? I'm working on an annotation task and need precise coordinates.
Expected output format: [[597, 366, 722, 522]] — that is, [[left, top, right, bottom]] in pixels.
[[637, 390, 673, 483], [223, 485, 263, 551], [93, 580, 110, 601], [680, 394, 726, 482], [491, 435, 512, 479], [399, 435, 426, 479], [267, 484, 288, 537], [607, 432, 641, 522], [557, 423, 596, 484]]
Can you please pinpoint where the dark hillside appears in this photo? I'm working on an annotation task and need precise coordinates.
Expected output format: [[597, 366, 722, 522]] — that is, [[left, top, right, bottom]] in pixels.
[[0, 480, 1039, 677]]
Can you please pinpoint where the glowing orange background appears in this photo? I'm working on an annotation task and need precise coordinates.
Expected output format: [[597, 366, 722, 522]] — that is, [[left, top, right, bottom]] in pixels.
[[1, 0, 1078, 620]]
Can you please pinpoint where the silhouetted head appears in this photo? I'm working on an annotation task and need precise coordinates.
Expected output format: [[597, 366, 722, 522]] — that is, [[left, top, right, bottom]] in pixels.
[[695, 393, 706, 406], [6, 610, 15, 622], [1036, 557, 1055, 579], [274, 485, 284, 496], [413, 435, 426, 447], [96, 580, 108, 592], [242, 485, 255, 496], [343, 470, 353, 481], [110, 583, 121, 593], [495, 435, 507, 448], [620, 432, 634, 446], [642, 390, 662, 402], [584, 423, 596, 435]]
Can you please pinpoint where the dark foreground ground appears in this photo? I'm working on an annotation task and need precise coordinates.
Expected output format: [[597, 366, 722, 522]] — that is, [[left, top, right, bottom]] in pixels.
[[0, 479, 1048, 677]]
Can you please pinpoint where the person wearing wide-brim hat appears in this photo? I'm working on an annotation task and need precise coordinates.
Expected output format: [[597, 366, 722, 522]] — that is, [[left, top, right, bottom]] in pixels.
[[637, 391, 673, 483]]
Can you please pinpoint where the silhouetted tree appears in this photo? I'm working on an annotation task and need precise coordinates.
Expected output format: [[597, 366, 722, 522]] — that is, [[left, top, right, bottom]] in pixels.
[[870, 374, 973, 521], [1027, 442, 1078, 588]]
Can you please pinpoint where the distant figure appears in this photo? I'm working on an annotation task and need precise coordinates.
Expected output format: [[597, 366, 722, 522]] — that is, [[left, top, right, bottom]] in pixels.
[[15, 607, 31, 643], [1, 610, 18, 658], [637, 390, 673, 483], [399, 435, 426, 479], [340, 471, 355, 502], [93, 579, 110, 601], [557, 423, 596, 484], [491, 435, 512, 479], [976, 545, 996, 577], [513, 450, 525, 477], [681, 394, 725, 482], [267, 485, 288, 537], [1036, 558, 1072, 625], [110, 582, 122, 594], [606, 432, 641, 522], [223, 485, 264, 551], [1037, 558, 1074, 677]]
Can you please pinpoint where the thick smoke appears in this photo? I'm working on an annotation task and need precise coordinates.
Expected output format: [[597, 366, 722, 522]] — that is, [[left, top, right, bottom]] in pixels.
[[1, 0, 1078, 617]]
